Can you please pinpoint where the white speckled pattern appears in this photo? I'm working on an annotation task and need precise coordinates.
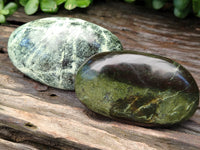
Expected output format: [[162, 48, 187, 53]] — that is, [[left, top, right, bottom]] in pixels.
[[8, 17, 123, 90]]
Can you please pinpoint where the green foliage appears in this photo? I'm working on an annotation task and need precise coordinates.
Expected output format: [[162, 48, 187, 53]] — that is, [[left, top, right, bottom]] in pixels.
[[4, 2, 18, 15], [127, 0, 199, 18], [0, 0, 17, 23], [76, 0, 92, 8], [173, 0, 190, 10], [40, 0, 58, 13], [193, 0, 200, 17], [19, 0, 28, 6], [19, 0, 92, 12], [152, 0, 167, 10], [0, 0, 199, 24], [64, 0, 92, 10], [55, 0, 66, 5], [24, 0, 39, 15], [64, 0, 77, 10], [173, 0, 192, 18]]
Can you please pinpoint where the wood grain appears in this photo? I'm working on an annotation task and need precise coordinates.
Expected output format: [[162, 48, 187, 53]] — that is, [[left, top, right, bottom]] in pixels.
[[0, 1, 200, 149]]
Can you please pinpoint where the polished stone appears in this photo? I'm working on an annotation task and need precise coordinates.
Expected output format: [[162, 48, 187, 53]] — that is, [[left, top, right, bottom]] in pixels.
[[75, 51, 199, 126], [8, 17, 122, 90]]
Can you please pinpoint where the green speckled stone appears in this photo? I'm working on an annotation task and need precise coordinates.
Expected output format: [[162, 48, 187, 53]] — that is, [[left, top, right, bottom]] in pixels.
[[8, 17, 122, 90], [75, 51, 199, 126]]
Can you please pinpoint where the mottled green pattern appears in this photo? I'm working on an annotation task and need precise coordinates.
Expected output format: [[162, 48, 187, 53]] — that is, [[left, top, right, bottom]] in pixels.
[[8, 17, 123, 90], [75, 51, 199, 126]]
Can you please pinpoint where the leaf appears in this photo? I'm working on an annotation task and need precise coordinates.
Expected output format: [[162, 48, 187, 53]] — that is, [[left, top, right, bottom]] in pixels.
[[0, 14, 5, 23], [4, 2, 18, 15], [19, 0, 28, 6], [152, 0, 166, 10], [0, 9, 9, 15], [192, 0, 200, 15], [173, 0, 190, 10], [197, 11, 200, 17], [65, 0, 77, 10], [76, 0, 92, 8], [24, 0, 39, 15], [0, 0, 4, 10], [174, 6, 191, 18], [55, 0, 66, 5], [40, 0, 58, 13]]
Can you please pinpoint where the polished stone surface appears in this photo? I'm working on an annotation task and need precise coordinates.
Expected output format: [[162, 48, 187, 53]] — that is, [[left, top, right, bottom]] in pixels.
[[8, 17, 122, 90], [75, 51, 199, 126]]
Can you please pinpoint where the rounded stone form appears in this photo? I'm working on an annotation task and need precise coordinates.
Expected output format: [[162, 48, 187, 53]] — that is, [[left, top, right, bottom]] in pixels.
[[8, 17, 122, 90], [75, 51, 199, 126]]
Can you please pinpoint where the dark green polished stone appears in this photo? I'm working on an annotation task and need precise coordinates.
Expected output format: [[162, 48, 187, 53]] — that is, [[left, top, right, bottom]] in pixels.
[[8, 17, 122, 90], [75, 51, 199, 126]]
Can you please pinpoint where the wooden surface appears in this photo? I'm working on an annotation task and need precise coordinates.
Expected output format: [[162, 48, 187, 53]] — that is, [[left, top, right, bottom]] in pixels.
[[0, 1, 200, 150]]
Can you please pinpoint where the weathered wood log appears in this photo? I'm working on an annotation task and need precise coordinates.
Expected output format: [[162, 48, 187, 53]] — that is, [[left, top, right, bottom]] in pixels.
[[0, 139, 38, 150], [0, 1, 200, 149]]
